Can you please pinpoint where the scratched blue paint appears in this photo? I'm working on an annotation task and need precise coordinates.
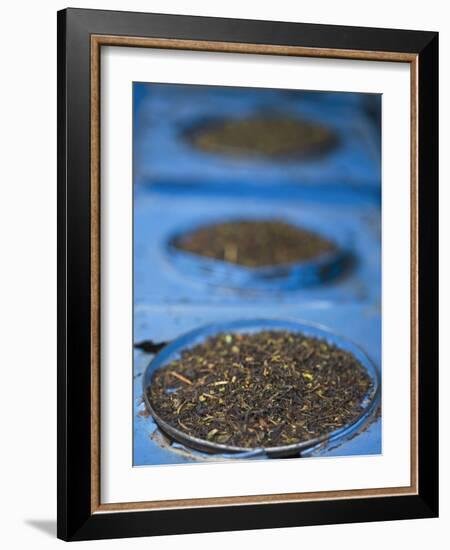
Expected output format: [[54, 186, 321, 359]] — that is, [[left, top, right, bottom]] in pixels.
[[132, 83, 381, 466]]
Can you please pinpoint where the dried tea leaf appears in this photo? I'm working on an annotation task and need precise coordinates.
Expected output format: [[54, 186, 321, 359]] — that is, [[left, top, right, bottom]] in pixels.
[[149, 330, 373, 449], [173, 220, 335, 268], [188, 116, 336, 158]]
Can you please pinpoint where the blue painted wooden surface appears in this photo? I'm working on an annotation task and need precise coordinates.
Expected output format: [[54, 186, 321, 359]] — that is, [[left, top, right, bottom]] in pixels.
[[132, 83, 381, 466]]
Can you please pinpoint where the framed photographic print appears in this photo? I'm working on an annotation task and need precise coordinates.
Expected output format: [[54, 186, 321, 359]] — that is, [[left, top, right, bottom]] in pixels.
[[57, 8, 438, 541]]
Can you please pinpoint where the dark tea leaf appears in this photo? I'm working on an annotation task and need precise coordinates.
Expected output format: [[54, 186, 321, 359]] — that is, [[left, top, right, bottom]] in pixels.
[[188, 116, 337, 158], [173, 220, 335, 268], [148, 330, 373, 449]]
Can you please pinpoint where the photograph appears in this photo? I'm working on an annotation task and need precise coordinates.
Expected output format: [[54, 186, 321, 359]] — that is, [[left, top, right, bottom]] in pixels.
[[133, 83, 382, 465], [55, 7, 438, 540], [0, 0, 444, 547]]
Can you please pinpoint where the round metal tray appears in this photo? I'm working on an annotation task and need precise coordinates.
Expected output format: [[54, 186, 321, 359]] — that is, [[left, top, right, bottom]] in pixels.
[[165, 220, 351, 292], [143, 319, 380, 458]]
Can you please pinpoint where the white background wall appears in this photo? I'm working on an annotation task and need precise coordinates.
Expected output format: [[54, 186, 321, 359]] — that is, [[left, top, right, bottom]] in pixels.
[[0, 1, 446, 548]]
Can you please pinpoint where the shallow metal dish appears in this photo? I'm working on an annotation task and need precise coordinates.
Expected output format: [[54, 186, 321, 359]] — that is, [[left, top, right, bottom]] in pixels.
[[143, 318, 380, 458], [166, 220, 351, 292]]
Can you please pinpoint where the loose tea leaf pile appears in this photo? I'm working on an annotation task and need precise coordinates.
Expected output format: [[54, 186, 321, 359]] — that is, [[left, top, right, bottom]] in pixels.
[[188, 116, 336, 158], [148, 330, 373, 449], [173, 220, 335, 268]]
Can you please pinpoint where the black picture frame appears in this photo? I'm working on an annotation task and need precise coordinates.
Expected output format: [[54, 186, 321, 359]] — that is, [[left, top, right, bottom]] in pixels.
[[57, 7, 438, 541]]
